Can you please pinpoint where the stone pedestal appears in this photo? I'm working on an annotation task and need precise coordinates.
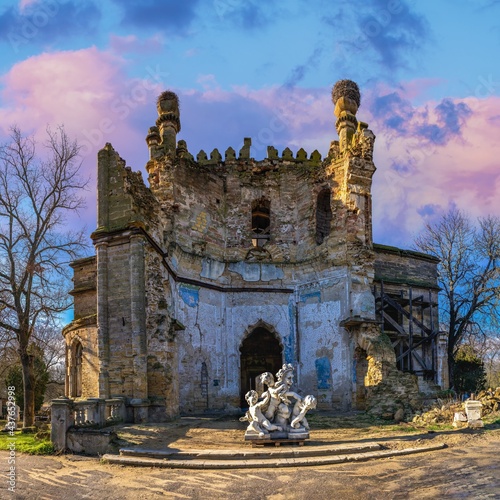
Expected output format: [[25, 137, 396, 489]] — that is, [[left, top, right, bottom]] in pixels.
[[130, 399, 149, 423], [464, 400, 484, 428], [51, 397, 74, 451], [452, 411, 468, 428]]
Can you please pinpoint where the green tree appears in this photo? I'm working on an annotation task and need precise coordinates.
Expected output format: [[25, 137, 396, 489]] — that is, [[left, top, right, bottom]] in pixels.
[[414, 209, 500, 387], [5, 348, 49, 413], [453, 345, 486, 395], [0, 126, 87, 427]]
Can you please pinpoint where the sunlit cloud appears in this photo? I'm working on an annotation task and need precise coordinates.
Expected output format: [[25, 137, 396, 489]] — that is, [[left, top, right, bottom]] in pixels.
[[0, 46, 166, 232]]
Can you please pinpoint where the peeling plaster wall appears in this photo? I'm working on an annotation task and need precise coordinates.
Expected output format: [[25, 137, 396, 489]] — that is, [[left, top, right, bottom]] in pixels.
[[172, 273, 353, 413], [297, 280, 349, 410]]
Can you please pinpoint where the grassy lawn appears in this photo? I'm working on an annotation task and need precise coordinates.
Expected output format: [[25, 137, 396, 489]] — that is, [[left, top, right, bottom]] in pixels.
[[0, 421, 54, 455]]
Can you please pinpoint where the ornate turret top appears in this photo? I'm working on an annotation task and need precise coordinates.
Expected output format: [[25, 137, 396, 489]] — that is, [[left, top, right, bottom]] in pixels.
[[146, 90, 181, 164], [332, 79, 361, 152], [156, 91, 181, 133], [331, 79, 361, 109]]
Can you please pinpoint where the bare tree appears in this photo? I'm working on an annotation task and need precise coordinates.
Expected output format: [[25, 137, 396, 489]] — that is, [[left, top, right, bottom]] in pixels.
[[465, 333, 500, 388], [414, 209, 500, 387], [0, 126, 88, 427]]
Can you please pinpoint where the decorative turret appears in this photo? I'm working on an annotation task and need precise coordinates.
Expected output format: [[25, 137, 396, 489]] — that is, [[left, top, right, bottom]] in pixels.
[[332, 80, 360, 153], [145, 126, 160, 159], [155, 91, 181, 155]]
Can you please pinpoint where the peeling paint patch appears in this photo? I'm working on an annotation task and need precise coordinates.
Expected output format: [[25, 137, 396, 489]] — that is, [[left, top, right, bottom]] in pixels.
[[260, 264, 284, 282], [228, 262, 260, 281], [300, 290, 321, 303], [228, 262, 284, 282], [179, 284, 199, 307], [315, 357, 332, 389], [170, 255, 178, 271], [284, 298, 296, 363], [200, 258, 225, 279], [192, 211, 209, 233]]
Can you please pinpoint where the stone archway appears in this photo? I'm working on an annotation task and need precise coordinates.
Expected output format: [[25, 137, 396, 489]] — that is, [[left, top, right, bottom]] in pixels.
[[239, 321, 283, 407]]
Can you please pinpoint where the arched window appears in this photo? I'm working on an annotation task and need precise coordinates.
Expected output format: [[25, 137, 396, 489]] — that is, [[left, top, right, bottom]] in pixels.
[[251, 198, 270, 247], [315, 188, 332, 244], [71, 341, 83, 398]]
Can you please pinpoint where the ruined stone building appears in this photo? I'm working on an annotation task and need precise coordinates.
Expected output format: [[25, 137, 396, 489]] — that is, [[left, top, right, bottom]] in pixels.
[[63, 80, 448, 422]]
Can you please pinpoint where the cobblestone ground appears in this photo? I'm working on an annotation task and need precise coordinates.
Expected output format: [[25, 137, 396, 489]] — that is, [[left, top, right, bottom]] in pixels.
[[1, 415, 499, 499]]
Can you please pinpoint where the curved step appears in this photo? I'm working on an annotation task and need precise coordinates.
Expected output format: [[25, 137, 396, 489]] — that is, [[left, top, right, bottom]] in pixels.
[[102, 443, 446, 469], [118, 442, 382, 460]]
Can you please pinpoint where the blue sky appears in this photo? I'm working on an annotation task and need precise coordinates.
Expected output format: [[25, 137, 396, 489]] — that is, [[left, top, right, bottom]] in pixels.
[[0, 0, 499, 249]]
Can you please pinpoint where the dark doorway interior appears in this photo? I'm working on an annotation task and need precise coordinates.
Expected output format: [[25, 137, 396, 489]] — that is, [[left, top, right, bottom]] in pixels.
[[239, 327, 282, 407]]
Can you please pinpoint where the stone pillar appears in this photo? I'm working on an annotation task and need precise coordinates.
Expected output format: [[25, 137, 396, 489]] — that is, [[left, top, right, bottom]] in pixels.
[[64, 342, 70, 397], [50, 397, 74, 452], [130, 234, 148, 422], [113, 397, 127, 422], [96, 241, 110, 399]]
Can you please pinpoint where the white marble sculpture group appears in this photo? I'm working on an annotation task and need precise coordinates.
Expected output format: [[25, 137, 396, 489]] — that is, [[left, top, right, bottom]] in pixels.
[[240, 364, 317, 442]]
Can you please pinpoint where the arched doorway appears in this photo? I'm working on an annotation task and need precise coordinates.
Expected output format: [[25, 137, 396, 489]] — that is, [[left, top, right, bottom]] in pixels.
[[239, 325, 282, 407]]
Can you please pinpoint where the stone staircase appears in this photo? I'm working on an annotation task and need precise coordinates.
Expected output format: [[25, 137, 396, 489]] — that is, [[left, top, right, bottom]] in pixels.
[[102, 441, 446, 469]]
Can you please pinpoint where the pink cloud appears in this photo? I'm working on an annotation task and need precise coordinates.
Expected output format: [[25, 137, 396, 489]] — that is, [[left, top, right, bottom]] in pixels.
[[18, 0, 39, 12], [368, 90, 500, 246], [109, 34, 164, 55], [0, 46, 166, 160], [0, 47, 164, 233]]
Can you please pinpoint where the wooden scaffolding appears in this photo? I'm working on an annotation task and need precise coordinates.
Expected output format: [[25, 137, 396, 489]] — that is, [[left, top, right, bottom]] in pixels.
[[374, 281, 440, 382]]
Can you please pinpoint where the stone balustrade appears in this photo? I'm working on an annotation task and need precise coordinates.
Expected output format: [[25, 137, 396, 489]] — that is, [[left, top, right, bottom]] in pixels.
[[51, 397, 126, 451]]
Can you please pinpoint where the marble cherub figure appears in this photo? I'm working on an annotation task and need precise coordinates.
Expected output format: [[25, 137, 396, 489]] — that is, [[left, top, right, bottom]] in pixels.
[[241, 364, 316, 441]]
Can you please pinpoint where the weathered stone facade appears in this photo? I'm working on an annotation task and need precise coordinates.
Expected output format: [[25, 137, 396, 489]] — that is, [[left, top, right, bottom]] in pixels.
[[63, 80, 447, 422]]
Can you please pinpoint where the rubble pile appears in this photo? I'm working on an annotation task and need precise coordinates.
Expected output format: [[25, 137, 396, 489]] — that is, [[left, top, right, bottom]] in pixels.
[[411, 401, 462, 425], [475, 387, 500, 415], [411, 387, 500, 425]]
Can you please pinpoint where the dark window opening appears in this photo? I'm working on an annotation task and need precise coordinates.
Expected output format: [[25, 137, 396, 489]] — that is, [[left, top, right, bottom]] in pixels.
[[251, 199, 270, 247], [71, 341, 83, 398], [316, 189, 332, 244]]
